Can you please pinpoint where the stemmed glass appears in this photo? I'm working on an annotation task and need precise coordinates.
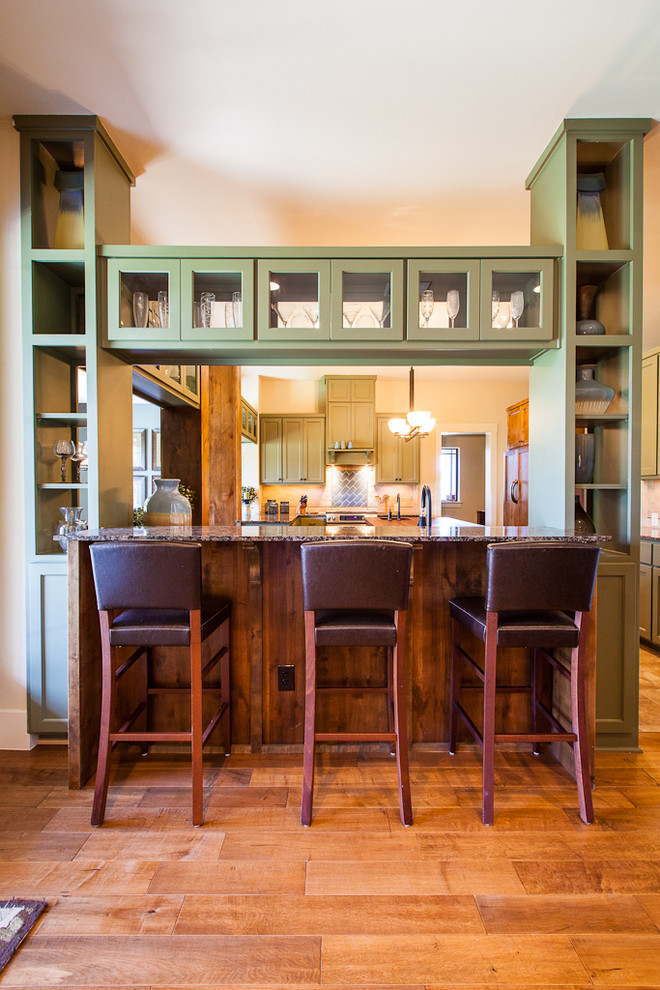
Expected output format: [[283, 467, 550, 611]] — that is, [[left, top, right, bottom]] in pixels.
[[53, 440, 75, 483], [70, 440, 88, 483], [157, 291, 168, 329], [446, 289, 460, 329], [303, 303, 319, 328], [510, 290, 525, 328], [132, 291, 149, 328], [420, 289, 434, 328], [342, 302, 362, 328], [491, 290, 500, 327]]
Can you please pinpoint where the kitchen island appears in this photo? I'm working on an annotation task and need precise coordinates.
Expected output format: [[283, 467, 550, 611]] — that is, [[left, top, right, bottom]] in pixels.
[[67, 522, 604, 789]]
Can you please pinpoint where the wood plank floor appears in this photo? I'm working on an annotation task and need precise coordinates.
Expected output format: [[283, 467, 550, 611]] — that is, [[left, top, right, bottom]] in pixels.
[[1, 649, 660, 988]]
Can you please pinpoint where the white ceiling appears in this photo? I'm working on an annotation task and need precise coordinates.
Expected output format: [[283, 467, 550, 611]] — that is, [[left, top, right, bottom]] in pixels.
[[2, 0, 660, 203], [2, 0, 660, 381]]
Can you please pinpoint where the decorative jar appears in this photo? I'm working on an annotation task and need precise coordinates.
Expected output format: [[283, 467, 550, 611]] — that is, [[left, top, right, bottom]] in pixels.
[[55, 505, 86, 552], [575, 432, 596, 484], [143, 479, 192, 526], [574, 495, 595, 534], [575, 364, 615, 415], [53, 170, 84, 249], [576, 172, 608, 251], [576, 284, 605, 335]]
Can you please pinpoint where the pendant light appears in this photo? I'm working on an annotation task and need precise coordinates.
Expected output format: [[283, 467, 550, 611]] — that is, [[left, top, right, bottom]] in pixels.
[[388, 367, 435, 442]]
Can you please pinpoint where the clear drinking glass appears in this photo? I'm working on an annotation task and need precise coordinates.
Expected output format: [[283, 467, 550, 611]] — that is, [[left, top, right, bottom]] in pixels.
[[303, 303, 319, 327], [446, 290, 460, 329], [224, 302, 235, 328], [510, 290, 525, 328], [157, 290, 169, 329], [200, 291, 215, 329], [132, 291, 149, 328], [70, 440, 88, 483], [491, 290, 500, 327], [420, 289, 434, 328], [232, 290, 242, 328], [53, 439, 75, 482]]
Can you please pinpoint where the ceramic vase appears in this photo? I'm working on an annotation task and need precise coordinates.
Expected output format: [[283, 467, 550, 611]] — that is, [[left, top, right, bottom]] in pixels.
[[575, 364, 615, 415], [576, 172, 608, 250], [56, 505, 86, 552], [574, 495, 596, 534], [575, 432, 596, 484], [53, 171, 84, 249], [576, 284, 605, 335], [143, 478, 192, 526]]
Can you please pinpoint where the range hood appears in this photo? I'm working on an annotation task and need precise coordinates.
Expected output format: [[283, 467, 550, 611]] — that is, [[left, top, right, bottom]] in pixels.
[[327, 447, 373, 466]]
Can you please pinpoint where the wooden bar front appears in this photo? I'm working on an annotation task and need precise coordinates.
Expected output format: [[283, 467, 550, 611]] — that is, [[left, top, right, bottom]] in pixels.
[[68, 529, 597, 789]]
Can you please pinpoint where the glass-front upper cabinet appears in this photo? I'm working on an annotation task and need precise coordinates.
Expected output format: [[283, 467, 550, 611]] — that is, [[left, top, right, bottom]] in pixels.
[[107, 258, 180, 341], [331, 259, 404, 341], [181, 260, 254, 341], [406, 260, 480, 341], [480, 259, 555, 341], [257, 260, 331, 340]]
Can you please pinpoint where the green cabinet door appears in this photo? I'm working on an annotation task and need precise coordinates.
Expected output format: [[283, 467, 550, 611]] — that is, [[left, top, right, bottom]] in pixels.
[[480, 258, 555, 342], [407, 259, 480, 341], [376, 416, 420, 483], [641, 354, 659, 477], [330, 259, 404, 341], [259, 416, 283, 484], [107, 258, 181, 341], [181, 259, 254, 341], [257, 259, 331, 341]]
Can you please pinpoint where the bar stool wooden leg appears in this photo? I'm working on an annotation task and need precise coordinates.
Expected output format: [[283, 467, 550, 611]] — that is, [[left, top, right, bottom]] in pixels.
[[92, 613, 114, 827], [393, 612, 412, 826], [220, 628, 232, 755], [572, 613, 594, 825], [387, 647, 396, 756], [301, 611, 317, 827], [482, 613, 498, 826], [531, 647, 541, 756], [190, 611, 204, 827]]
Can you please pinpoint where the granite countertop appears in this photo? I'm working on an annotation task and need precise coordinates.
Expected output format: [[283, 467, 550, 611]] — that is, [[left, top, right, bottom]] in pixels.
[[68, 520, 608, 543]]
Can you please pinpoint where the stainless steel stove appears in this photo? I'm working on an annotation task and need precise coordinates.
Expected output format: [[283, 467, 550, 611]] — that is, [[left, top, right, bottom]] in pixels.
[[325, 511, 369, 524]]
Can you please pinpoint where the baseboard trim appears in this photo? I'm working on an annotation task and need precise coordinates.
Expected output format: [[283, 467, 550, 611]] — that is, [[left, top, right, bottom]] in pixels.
[[0, 710, 38, 750]]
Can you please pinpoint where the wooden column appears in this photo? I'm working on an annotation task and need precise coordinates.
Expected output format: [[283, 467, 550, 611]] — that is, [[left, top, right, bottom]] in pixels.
[[200, 366, 242, 526], [161, 407, 203, 524]]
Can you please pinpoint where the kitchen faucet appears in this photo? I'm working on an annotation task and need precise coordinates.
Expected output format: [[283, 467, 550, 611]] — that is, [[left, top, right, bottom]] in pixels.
[[396, 493, 401, 520], [419, 484, 432, 535]]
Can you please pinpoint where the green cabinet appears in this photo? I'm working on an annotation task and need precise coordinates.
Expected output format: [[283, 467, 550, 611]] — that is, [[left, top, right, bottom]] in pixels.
[[257, 259, 330, 341], [480, 258, 555, 342], [330, 259, 404, 341], [259, 416, 325, 484], [642, 352, 660, 477], [375, 415, 419, 483], [15, 114, 135, 733], [325, 376, 375, 451], [407, 259, 480, 342], [107, 256, 254, 342]]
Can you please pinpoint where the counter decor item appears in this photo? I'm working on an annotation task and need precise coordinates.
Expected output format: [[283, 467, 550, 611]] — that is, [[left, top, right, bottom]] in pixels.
[[575, 431, 596, 483], [576, 284, 605, 335], [299, 495, 307, 516], [576, 172, 609, 250], [241, 485, 258, 521], [53, 170, 84, 249], [574, 494, 596, 534], [143, 478, 192, 526], [575, 364, 615, 415], [55, 505, 86, 552], [53, 439, 75, 482]]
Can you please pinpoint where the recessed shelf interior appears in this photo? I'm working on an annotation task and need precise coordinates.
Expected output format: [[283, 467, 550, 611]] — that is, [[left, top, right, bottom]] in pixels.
[[576, 138, 631, 251], [32, 260, 85, 335], [575, 258, 631, 335], [29, 138, 85, 250]]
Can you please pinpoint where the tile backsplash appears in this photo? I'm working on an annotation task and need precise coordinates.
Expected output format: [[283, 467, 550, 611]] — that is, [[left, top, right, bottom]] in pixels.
[[331, 468, 368, 507], [641, 479, 660, 527]]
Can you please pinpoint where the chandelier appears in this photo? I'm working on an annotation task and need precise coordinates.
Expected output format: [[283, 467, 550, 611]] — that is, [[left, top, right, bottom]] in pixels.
[[388, 367, 436, 442]]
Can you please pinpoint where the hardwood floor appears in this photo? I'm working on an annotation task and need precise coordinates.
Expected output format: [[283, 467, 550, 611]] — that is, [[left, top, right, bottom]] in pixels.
[[2, 651, 660, 988]]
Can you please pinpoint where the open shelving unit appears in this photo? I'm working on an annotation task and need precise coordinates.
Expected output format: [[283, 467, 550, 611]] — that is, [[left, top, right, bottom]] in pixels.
[[15, 115, 135, 733]]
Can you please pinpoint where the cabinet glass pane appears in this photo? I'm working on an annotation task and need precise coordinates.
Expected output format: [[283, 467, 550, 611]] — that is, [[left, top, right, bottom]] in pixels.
[[118, 272, 170, 330], [29, 139, 85, 250], [191, 271, 243, 330], [341, 272, 391, 330], [417, 272, 468, 330], [269, 272, 320, 330], [490, 271, 541, 330]]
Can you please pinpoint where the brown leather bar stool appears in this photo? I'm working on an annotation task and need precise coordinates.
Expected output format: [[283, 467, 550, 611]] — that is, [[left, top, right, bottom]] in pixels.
[[448, 541, 600, 826], [299, 539, 413, 827], [88, 541, 231, 827]]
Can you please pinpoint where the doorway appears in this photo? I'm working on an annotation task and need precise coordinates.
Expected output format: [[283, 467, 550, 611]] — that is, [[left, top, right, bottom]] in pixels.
[[440, 431, 490, 525]]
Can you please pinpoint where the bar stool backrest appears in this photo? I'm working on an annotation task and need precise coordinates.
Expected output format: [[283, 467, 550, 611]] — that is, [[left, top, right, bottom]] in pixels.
[[300, 540, 413, 612], [485, 541, 600, 614], [89, 542, 202, 612]]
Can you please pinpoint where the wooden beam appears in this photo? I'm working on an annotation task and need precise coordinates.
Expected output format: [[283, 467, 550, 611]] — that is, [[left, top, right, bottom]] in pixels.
[[201, 366, 241, 526]]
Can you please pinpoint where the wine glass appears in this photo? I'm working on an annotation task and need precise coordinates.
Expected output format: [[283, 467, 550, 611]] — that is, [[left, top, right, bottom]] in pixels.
[[491, 290, 500, 327], [232, 291, 242, 329], [132, 291, 149, 328], [157, 290, 169, 329], [343, 302, 362, 328], [420, 289, 434, 328], [510, 290, 525, 328], [303, 303, 319, 327], [224, 302, 235, 328], [53, 439, 75, 482], [200, 291, 215, 328], [70, 440, 88, 483], [446, 289, 460, 329]]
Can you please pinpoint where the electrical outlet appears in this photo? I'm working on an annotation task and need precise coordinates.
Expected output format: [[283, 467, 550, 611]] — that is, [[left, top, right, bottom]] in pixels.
[[277, 664, 295, 691]]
